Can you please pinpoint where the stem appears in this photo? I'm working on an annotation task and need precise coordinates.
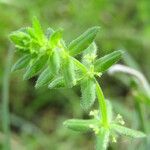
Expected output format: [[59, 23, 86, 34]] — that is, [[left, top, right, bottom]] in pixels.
[[2, 46, 14, 150], [95, 80, 108, 126]]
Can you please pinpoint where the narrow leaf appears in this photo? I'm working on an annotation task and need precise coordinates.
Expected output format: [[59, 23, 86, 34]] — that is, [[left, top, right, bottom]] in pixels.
[[35, 67, 53, 88], [27, 27, 36, 39], [45, 27, 54, 39], [62, 56, 76, 88], [49, 48, 60, 74], [96, 128, 110, 150], [63, 119, 97, 132], [111, 124, 146, 138], [11, 54, 31, 72], [83, 42, 97, 56], [32, 17, 44, 42], [82, 42, 97, 67], [68, 26, 100, 56], [94, 50, 124, 73], [48, 76, 65, 89], [49, 28, 63, 48], [9, 31, 30, 50], [81, 78, 96, 111], [23, 55, 47, 80]]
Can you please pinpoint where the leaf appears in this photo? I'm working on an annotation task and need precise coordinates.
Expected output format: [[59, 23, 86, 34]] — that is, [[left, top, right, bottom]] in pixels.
[[81, 78, 96, 111], [94, 50, 124, 73], [48, 76, 65, 89], [62, 56, 76, 88], [111, 124, 146, 138], [9, 31, 30, 51], [48, 48, 60, 74], [49, 28, 63, 48], [45, 27, 54, 39], [68, 26, 100, 56], [32, 17, 44, 42], [63, 119, 97, 132], [23, 55, 47, 80], [82, 42, 97, 67], [96, 128, 110, 150], [83, 42, 97, 56], [27, 27, 36, 39], [35, 67, 53, 88], [11, 54, 31, 72]]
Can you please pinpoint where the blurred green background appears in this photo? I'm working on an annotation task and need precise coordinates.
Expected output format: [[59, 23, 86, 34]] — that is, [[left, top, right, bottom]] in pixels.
[[0, 0, 150, 149]]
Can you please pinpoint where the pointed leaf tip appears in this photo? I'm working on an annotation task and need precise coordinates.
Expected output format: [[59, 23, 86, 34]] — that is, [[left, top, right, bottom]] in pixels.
[[94, 50, 124, 73], [111, 124, 146, 138]]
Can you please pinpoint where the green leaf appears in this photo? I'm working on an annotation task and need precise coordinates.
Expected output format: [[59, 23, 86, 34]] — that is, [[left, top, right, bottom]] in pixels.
[[48, 76, 65, 89], [63, 119, 97, 132], [45, 27, 54, 39], [23, 55, 47, 80], [94, 50, 124, 73], [27, 27, 36, 39], [11, 54, 31, 72], [81, 78, 96, 111], [32, 17, 44, 42], [62, 56, 76, 88], [96, 128, 110, 150], [82, 42, 97, 67], [68, 26, 100, 56], [111, 124, 146, 138], [48, 48, 60, 74], [9, 31, 30, 51], [35, 67, 53, 88], [49, 28, 63, 48], [83, 42, 97, 56]]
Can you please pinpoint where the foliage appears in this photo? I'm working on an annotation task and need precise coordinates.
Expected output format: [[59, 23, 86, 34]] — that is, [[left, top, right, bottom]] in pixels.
[[10, 18, 146, 150]]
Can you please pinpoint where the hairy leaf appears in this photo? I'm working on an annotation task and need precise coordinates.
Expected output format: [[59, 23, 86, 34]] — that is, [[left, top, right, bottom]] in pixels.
[[81, 78, 96, 111], [62, 56, 76, 88], [96, 128, 110, 150], [35, 67, 53, 88], [23, 55, 47, 80], [27, 27, 36, 39], [111, 124, 146, 138], [94, 50, 124, 73], [32, 17, 44, 42], [82, 42, 97, 67], [48, 76, 65, 89], [45, 27, 54, 39], [68, 26, 100, 56], [49, 48, 60, 74], [63, 119, 97, 132], [11, 54, 31, 72], [49, 28, 63, 48], [83, 42, 97, 56], [9, 31, 30, 51]]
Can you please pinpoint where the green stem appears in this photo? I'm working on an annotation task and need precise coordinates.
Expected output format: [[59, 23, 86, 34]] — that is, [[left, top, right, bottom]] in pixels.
[[2, 46, 14, 150], [95, 80, 108, 126]]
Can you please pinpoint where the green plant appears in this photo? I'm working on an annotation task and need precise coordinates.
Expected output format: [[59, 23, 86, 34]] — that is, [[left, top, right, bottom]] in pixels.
[[9, 17, 146, 150]]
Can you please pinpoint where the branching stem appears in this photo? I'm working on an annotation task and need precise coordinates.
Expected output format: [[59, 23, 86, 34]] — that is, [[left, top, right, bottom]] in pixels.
[[95, 80, 108, 127]]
